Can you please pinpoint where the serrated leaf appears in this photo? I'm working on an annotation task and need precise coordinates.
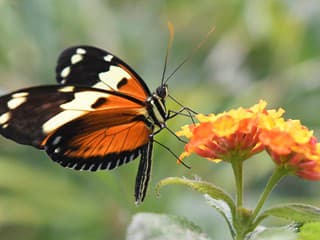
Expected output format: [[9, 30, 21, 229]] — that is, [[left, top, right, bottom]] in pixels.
[[257, 203, 320, 224], [297, 222, 320, 240], [126, 213, 211, 240], [156, 177, 235, 215]]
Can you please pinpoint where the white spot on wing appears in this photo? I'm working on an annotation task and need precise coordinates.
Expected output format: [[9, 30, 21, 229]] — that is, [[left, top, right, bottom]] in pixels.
[[52, 136, 62, 145], [76, 48, 86, 54], [70, 164, 78, 170], [115, 159, 121, 168], [68, 162, 76, 169], [88, 164, 96, 171], [98, 66, 130, 90], [80, 165, 86, 171], [12, 92, 29, 98], [54, 147, 61, 153], [0, 112, 10, 124], [58, 86, 75, 92], [96, 162, 102, 170], [2, 123, 8, 128], [60, 91, 109, 110], [106, 162, 112, 170], [71, 54, 83, 64], [42, 110, 85, 133], [61, 66, 71, 78], [7, 97, 26, 109], [104, 54, 113, 62]]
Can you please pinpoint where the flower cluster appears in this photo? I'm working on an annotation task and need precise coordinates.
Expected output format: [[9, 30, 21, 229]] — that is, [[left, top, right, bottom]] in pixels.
[[177, 100, 320, 180]]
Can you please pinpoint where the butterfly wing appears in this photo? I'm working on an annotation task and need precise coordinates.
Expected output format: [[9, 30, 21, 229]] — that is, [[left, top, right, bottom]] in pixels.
[[0, 86, 77, 147], [0, 85, 153, 170], [56, 45, 151, 101], [44, 109, 153, 171]]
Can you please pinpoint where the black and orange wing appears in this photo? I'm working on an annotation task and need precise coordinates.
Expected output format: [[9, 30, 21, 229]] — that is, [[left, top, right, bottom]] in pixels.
[[0, 85, 153, 171], [56, 45, 151, 101], [44, 108, 153, 171]]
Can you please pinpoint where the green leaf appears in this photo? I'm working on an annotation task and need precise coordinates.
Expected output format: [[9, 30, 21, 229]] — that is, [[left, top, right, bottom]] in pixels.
[[156, 177, 235, 215], [297, 222, 320, 240], [126, 213, 211, 240], [156, 177, 236, 236], [246, 224, 298, 240], [256, 203, 320, 224], [204, 194, 235, 237]]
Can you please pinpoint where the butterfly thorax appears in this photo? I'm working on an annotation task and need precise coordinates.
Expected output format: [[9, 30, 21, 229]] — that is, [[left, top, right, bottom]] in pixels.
[[146, 84, 168, 130]]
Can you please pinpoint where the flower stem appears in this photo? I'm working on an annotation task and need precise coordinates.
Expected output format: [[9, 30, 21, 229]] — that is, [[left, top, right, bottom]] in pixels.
[[250, 167, 287, 223], [231, 159, 243, 208]]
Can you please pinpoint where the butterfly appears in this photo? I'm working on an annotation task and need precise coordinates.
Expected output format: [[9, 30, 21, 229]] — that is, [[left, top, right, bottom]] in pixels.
[[0, 45, 186, 204]]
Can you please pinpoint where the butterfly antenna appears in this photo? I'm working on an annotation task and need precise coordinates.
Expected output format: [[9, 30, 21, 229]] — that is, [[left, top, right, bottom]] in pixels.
[[161, 21, 175, 87], [164, 26, 215, 85]]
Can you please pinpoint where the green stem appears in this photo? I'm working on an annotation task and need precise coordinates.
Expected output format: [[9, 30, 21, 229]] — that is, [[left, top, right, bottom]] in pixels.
[[231, 159, 243, 208], [250, 167, 287, 223]]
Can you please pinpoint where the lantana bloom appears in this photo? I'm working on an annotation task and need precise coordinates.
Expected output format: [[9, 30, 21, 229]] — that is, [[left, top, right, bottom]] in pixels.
[[177, 100, 278, 162], [177, 100, 320, 180], [259, 118, 320, 180]]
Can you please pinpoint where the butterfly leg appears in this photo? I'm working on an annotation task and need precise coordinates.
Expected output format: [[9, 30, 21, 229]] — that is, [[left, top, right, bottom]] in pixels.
[[167, 108, 196, 124], [153, 139, 190, 169], [167, 95, 197, 124], [151, 124, 187, 144], [168, 94, 198, 114]]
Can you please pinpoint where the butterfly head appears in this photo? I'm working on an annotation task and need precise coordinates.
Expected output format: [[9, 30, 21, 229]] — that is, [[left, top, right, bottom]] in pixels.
[[156, 84, 168, 100]]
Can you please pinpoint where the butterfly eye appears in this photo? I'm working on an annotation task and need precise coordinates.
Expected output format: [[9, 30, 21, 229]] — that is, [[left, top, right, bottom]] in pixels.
[[156, 84, 168, 99]]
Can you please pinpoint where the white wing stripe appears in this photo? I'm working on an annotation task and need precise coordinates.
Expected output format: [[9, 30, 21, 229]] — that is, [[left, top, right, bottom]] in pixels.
[[60, 91, 109, 111], [98, 66, 130, 91], [42, 110, 85, 133]]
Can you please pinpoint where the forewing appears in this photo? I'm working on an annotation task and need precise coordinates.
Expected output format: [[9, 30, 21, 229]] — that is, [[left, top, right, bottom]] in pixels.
[[56, 45, 151, 100], [0, 85, 149, 151], [0, 86, 78, 147]]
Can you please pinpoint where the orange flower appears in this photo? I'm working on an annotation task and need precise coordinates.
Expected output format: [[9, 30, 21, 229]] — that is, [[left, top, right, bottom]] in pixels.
[[177, 100, 275, 162], [259, 119, 320, 180], [178, 100, 320, 180]]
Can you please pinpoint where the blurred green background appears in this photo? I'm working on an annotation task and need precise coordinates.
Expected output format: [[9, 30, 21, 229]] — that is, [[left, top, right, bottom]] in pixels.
[[0, 0, 320, 239]]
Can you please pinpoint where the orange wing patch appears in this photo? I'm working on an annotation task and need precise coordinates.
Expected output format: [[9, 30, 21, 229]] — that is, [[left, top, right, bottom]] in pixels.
[[65, 121, 151, 158], [44, 107, 152, 171], [117, 64, 150, 101]]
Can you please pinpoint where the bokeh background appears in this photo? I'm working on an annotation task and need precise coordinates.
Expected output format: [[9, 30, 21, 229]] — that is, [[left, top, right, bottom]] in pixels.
[[0, 0, 320, 239]]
